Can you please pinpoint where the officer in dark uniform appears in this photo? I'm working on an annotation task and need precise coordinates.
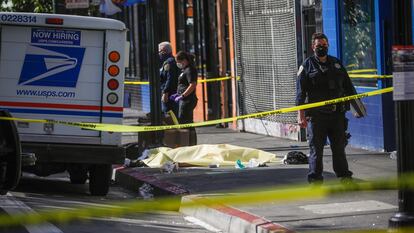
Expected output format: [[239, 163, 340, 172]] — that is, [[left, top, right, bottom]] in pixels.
[[170, 51, 198, 145], [158, 42, 180, 116], [296, 33, 358, 183]]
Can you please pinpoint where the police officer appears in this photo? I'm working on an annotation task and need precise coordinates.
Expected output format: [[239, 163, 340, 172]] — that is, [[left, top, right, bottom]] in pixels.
[[158, 41, 180, 116], [170, 51, 198, 145], [296, 32, 358, 183]]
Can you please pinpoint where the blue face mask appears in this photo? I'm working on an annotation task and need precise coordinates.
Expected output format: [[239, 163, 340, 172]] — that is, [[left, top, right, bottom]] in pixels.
[[176, 63, 184, 69]]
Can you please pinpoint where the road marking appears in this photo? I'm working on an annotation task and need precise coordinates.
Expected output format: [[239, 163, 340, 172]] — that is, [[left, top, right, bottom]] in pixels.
[[0, 193, 63, 233], [92, 216, 221, 232], [184, 216, 222, 232], [300, 200, 397, 214]]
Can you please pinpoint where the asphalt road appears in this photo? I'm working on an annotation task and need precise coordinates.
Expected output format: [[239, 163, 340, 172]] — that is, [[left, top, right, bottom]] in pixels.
[[0, 173, 218, 233]]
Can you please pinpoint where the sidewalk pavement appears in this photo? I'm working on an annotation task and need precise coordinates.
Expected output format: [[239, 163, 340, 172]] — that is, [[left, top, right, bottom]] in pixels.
[[115, 126, 397, 233]]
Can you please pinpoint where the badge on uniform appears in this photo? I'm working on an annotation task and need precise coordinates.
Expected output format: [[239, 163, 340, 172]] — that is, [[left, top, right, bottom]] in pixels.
[[334, 63, 341, 69], [297, 65, 304, 76], [164, 63, 170, 71]]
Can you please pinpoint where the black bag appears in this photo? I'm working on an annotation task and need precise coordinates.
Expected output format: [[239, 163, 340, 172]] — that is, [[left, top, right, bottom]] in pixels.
[[283, 151, 309, 164]]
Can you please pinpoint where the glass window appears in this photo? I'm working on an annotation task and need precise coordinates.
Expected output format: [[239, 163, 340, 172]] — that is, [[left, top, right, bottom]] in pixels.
[[340, 0, 377, 87]]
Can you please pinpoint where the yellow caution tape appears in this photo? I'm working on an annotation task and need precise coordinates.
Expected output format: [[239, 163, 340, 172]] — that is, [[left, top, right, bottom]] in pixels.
[[198, 76, 232, 83], [0, 173, 413, 228], [349, 74, 392, 79], [196, 64, 207, 69], [0, 117, 100, 130], [123, 69, 388, 85], [346, 68, 392, 78], [167, 110, 179, 125], [124, 76, 241, 85], [198, 76, 241, 83], [348, 69, 378, 74], [124, 81, 150, 85], [125, 72, 391, 84], [0, 87, 393, 132]]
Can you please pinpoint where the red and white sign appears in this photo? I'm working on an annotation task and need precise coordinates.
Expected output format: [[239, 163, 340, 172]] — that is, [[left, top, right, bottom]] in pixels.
[[65, 0, 90, 9], [392, 45, 414, 101]]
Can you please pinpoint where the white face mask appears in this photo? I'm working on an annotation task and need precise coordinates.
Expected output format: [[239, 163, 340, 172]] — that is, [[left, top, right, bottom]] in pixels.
[[176, 63, 183, 69]]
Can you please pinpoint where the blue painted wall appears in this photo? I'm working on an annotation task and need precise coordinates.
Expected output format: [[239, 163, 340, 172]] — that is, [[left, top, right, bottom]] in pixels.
[[322, 0, 394, 151], [124, 84, 151, 112], [413, 0, 414, 45], [141, 84, 151, 112], [322, 0, 340, 58], [376, 0, 395, 151], [346, 87, 385, 150]]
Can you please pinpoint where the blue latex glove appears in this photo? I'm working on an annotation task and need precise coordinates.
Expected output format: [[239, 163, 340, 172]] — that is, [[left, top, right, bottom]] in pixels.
[[174, 95, 183, 103], [169, 93, 179, 102]]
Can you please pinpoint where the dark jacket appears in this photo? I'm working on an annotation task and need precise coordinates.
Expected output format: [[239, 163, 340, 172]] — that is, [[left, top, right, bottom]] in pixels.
[[296, 55, 357, 116], [160, 55, 180, 95]]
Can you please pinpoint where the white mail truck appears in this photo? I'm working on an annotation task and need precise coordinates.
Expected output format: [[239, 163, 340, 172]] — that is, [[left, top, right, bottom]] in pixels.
[[0, 12, 127, 195]]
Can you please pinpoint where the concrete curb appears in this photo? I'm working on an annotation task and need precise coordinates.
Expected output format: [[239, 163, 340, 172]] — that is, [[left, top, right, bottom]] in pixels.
[[180, 195, 294, 233], [114, 167, 189, 195], [115, 168, 294, 233]]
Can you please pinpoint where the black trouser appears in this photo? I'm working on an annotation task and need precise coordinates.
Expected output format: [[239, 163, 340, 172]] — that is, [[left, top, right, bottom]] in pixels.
[[306, 112, 353, 182], [178, 97, 197, 145], [161, 99, 178, 117]]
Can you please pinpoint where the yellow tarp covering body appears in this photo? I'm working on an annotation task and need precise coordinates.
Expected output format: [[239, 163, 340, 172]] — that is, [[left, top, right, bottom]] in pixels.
[[142, 144, 279, 168]]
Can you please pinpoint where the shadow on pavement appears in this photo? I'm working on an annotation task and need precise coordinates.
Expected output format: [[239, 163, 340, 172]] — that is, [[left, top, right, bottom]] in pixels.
[[128, 167, 339, 194]]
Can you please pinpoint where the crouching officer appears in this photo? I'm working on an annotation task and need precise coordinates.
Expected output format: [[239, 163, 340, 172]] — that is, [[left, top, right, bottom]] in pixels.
[[296, 32, 359, 183]]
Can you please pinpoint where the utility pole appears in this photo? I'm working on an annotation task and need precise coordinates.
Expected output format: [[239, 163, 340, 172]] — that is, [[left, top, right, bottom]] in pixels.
[[146, 0, 163, 145], [389, 0, 414, 229]]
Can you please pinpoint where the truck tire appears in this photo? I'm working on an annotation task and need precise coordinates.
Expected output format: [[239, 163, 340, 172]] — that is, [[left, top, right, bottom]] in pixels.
[[0, 110, 21, 194], [88, 164, 112, 196]]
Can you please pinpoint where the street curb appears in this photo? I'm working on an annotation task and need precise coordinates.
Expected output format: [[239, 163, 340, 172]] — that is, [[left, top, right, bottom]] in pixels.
[[115, 167, 294, 233], [180, 195, 295, 233], [114, 167, 189, 195]]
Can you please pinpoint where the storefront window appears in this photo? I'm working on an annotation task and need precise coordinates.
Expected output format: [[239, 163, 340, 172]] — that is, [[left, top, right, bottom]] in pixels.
[[340, 0, 376, 87]]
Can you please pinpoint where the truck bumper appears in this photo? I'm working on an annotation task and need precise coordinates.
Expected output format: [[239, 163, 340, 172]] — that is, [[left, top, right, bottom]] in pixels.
[[22, 142, 125, 164]]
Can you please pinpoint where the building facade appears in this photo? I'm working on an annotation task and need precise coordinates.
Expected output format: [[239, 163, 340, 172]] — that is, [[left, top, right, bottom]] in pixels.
[[321, 0, 394, 151], [117, 0, 396, 152]]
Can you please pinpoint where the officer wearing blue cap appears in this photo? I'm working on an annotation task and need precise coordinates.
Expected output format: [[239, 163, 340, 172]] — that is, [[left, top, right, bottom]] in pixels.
[[296, 32, 359, 183]]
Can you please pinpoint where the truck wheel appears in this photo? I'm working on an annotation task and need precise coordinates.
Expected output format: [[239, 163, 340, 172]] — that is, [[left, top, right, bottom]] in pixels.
[[89, 164, 112, 196], [68, 166, 88, 184], [0, 110, 22, 193]]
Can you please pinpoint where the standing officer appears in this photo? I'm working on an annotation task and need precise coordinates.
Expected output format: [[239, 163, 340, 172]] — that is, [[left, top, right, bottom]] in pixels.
[[170, 51, 198, 145], [158, 41, 180, 116], [296, 32, 359, 183]]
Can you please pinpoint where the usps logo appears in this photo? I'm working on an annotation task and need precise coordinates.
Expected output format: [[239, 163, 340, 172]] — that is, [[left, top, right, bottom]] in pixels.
[[18, 45, 85, 87]]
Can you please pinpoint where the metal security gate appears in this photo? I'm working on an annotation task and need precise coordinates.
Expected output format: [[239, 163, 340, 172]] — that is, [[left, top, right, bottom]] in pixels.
[[234, 0, 301, 137]]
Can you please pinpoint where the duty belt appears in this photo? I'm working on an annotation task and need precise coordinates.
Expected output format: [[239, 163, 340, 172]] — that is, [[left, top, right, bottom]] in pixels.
[[317, 104, 341, 114]]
